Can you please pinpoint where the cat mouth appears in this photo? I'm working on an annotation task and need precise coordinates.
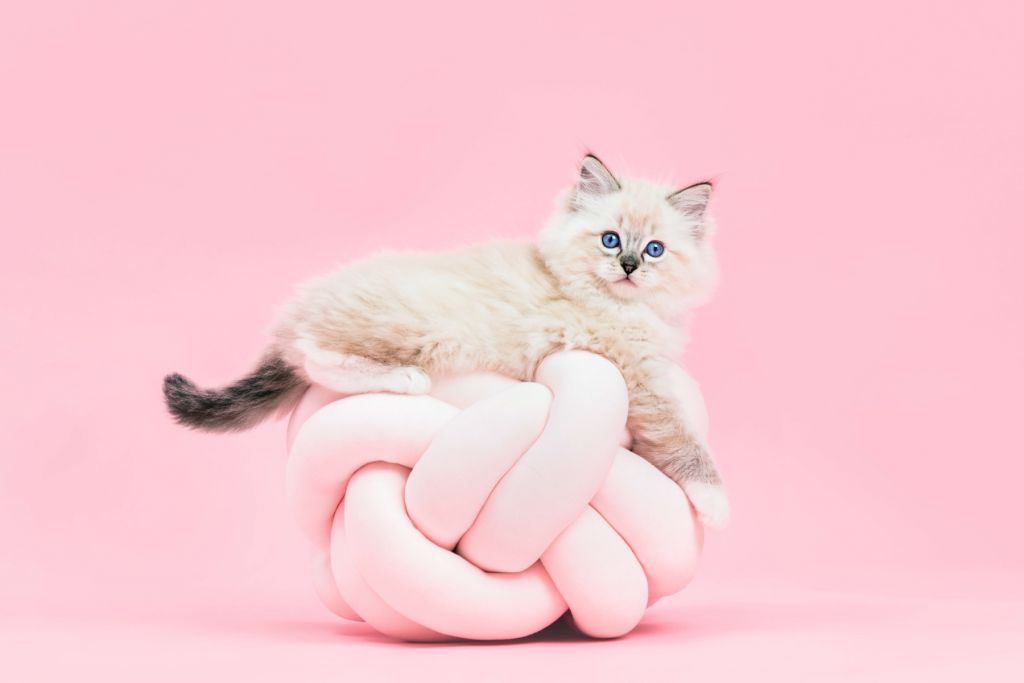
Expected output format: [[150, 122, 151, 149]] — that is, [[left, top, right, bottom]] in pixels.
[[614, 277, 639, 288]]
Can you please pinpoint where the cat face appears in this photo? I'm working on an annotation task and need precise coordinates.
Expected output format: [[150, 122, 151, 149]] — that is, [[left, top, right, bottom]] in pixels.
[[539, 155, 719, 315]]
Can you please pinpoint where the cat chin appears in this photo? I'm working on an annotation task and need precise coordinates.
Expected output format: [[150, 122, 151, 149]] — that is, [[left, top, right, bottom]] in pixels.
[[604, 277, 647, 299]]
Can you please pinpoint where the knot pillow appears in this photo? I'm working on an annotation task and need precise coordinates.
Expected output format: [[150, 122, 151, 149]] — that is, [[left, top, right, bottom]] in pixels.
[[285, 351, 704, 641]]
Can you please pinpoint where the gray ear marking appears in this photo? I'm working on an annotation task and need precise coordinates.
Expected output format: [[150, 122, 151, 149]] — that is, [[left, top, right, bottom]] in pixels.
[[667, 182, 712, 219], [575, 154, 621, 202], [667, 182, 712, 237]]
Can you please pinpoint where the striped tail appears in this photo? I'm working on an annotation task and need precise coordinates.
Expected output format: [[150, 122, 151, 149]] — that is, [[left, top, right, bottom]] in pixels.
[[163, 352, 306, 431]]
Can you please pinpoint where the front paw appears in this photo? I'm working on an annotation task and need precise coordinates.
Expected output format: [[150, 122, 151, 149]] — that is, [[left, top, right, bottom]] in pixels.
[[385, 366, 432, 395], [683, 481, 730, 529]]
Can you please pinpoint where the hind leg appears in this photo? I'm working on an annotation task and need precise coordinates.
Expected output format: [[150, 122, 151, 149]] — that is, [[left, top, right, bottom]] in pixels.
[[296, 339, 431, 395]]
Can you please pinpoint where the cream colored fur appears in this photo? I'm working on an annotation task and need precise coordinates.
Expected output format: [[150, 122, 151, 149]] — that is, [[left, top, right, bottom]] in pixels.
[[271, 156, 729, 527]]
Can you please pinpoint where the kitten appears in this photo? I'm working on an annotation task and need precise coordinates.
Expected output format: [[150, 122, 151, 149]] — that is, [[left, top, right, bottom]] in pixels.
[[163, 155, 729, 527]]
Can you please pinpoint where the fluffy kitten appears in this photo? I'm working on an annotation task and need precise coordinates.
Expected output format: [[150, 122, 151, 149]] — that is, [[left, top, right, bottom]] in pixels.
[[164, 155, 729, 527]]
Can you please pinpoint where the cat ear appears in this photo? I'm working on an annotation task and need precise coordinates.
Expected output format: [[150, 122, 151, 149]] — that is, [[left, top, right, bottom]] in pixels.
[[575, 154, 621, 199], [667, 182, 713, 237]]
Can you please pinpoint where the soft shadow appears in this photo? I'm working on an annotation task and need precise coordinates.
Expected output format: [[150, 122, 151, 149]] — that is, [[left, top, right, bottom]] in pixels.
[[404, 598, 917, 647], [444, 616, 596, 647], [187, 597, 916, 647]]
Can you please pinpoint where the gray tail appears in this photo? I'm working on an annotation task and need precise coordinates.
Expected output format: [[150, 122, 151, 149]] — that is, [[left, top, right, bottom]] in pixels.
[[163, 353, 307, 432]]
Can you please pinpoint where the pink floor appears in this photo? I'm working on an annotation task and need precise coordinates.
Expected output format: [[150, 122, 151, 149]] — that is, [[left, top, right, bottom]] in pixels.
[[4, 580, 1021, 682]]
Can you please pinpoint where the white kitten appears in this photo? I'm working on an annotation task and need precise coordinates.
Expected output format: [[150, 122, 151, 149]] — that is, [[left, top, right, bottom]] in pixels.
[[164, 155, 729, 527]]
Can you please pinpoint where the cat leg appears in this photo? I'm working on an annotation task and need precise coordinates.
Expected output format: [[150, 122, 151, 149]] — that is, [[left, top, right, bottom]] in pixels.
[[295, 338, 432, 395], [627, 381, 730, 528]]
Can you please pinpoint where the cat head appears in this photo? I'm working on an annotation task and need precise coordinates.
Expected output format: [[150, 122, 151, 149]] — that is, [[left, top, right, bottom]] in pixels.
[[539, 154, 719, 316]]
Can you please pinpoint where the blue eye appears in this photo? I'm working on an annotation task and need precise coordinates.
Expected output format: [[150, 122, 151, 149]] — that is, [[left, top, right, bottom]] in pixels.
[[645, 241, 665, 258], [601, 232, 620, 249]]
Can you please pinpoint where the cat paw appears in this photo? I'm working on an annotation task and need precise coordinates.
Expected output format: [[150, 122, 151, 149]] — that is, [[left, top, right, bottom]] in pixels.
[[683, 481, 730, 529], [384, 366, 432, 395]]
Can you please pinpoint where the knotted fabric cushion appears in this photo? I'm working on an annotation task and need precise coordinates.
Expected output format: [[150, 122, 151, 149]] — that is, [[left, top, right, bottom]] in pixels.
[[286, 351, 703, 641]]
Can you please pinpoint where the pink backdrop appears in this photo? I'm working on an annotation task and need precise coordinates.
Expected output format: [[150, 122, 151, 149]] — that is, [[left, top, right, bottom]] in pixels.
[[2, 1, 1022, 679]]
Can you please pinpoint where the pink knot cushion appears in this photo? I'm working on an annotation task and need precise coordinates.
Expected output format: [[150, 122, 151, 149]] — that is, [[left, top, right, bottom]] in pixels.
[[285, 351, 703, 641]]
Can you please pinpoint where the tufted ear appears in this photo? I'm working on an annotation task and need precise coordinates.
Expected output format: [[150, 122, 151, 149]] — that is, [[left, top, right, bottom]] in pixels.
[[667, 182, 712, 238], [575, 154, 621, 200]]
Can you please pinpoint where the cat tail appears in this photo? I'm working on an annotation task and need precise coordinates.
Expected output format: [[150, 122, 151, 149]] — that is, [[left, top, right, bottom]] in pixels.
[[162, 351, 307, 432]]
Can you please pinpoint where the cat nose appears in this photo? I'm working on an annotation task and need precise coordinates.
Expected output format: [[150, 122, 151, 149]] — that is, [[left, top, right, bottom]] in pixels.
[[620, 255, 639, 275]]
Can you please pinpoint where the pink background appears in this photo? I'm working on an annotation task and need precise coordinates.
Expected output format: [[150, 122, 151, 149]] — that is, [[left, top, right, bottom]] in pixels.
[[2, 0, 1022, 680]]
